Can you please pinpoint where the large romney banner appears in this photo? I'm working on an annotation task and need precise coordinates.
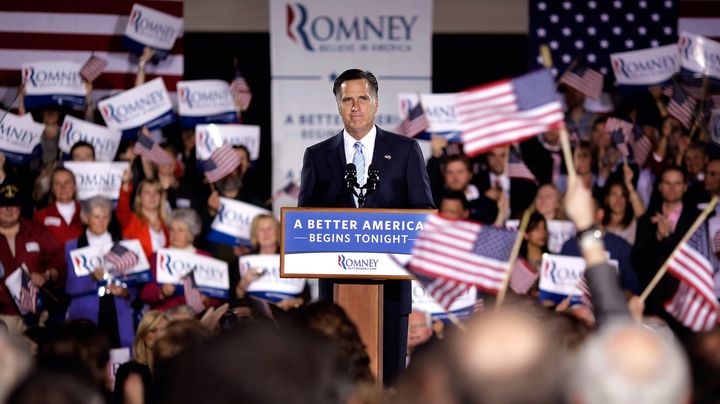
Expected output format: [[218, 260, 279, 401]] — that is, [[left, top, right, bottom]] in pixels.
[[269, 0, 432, 215]]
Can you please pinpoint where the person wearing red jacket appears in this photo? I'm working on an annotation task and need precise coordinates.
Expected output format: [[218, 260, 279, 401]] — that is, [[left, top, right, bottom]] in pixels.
[[33, 167, 84, 248], [0, 183, 65, 333]]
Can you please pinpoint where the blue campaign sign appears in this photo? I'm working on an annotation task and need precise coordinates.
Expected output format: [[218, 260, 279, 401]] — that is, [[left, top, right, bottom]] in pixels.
[[283, 209, 431, 254]]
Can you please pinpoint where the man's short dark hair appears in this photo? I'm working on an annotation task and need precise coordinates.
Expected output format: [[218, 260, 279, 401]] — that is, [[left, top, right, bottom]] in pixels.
[[660, 165, 686, 182], [444, 154, 472, 171], [332, 69, 378, 101], [441, 190, 469, 211], [69, 141, 95, 159]]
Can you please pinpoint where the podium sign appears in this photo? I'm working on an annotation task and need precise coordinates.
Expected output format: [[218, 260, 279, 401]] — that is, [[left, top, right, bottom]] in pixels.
[[281, 208, 434, 279]]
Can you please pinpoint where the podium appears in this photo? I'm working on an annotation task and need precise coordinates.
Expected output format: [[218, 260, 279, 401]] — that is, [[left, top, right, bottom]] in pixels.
[[280, 208, 433, 380]]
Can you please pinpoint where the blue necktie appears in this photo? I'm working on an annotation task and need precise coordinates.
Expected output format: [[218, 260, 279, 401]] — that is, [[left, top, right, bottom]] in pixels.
[[353, 141, 365, 186]]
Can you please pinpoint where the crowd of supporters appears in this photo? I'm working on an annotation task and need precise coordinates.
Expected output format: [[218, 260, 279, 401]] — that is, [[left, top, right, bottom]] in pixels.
[[0, 47, 719, 402]]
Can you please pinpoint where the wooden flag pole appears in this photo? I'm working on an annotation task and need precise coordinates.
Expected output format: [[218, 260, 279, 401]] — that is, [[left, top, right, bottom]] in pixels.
[[639, 196, 718, 303], [496, 206, 535, 308], [559, 128, 577, 183], [688, 76, 710, 142]]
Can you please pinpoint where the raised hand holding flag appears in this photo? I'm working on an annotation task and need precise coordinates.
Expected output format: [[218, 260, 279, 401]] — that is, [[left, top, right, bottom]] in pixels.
[[134, 132, 174, 166], [183, 273, 205, 314], [201, 143, 241, 184]]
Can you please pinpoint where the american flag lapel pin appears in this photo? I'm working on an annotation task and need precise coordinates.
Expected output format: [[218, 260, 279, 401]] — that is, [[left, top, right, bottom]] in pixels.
[[384, 154, 391, 160]]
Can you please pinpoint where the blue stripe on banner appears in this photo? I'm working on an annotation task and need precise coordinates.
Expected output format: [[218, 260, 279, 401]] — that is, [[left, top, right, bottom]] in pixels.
[[122, 36, 170, 60], [248, 291, 300, 303], [1, 147, 41, 165], [24, 94, 86, 110], [430, 305, 475, 322], [537, 290, 583, 306], [120, 109, 176, 140], [414, 131, 461, 142], [118, 270, 152, 286], [198, 286, 229, 299], [179, 111, 238, 128], [206, 229, 252, 247]]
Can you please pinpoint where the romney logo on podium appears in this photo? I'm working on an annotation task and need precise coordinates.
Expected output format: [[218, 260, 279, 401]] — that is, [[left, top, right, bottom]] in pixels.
[[338, 255, 378, 271]]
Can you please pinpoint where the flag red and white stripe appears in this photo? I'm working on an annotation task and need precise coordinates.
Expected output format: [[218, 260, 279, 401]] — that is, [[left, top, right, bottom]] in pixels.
[[407, 215, 517, 294], [558, 65, 604, 100], [230, 73, 252, 112], [663, 84, 697, 129], [134, 134, 174, 166], [509, 258, 538, 294], [394, 102, 430, 138], [80, 55, 108, 83], [203, 143, 241, 183], [0, 1, 184, 106], [507, 150, 538, 184], [455, 69, 565, 157], [19, 268, 38, 314], [104, 243, 138, 276], [663, 222, 719, 332], [183, 273, 205, 314]]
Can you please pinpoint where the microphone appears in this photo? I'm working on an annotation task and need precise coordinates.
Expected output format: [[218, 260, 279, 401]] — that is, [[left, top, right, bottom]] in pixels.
[[365, 164, 380, 194], [344, 163, 358, 192]]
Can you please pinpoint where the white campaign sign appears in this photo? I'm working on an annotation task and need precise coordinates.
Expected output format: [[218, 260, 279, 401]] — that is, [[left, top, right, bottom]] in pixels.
[[195, 124, 261, 160], [0, 111, 44, 156], [539, 253, 619, 298], [98, 77, 173, 131], [22, 61, 84, 96], [69, 239, 149, 277], [209, 197, 271, 244], [240, 254, 306, 301], [178, 80, 236, 118], [411, 280, 477, 317], [610, 44, 680, 86], [155, 248, 229, 290], [124, 3, 182, 52], [679, 31, 720, 80], [64, 161, 129, 201], [59, 115, 121, 161], [398, 93, 459, 134]]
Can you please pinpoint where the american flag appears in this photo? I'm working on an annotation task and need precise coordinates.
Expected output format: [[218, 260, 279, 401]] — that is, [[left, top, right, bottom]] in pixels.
[[509, 257, 538, 294], [79, 55, 108, 83], [507, 149, 538, 184], [202, 143, 241, 183], [606, 117, 633, 157], [627, 124, 653, 167], [455, 69, 564, 157], [271, 181, 301, 202], [528, 0, 678, 81], [558, 64, 604, 100], [713, 230, 720, 254], [663, 83, 697, 129], [663, 222, 719, 332], [134, 134, 174, 166], [183, 273, 205, 314], [407, 214, 518, 296], [104, 243, 138, 276], [0, 1, 184, 106], [19, 267, 38, 314], [230, 69, 252, 112], [394, 102, 430, 138]]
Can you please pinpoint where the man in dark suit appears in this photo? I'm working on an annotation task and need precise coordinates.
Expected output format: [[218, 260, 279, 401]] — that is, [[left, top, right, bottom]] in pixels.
[[298, 69, 434, 385]]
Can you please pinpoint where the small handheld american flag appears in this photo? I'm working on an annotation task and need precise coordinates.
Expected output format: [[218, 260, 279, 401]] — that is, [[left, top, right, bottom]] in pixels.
[[507, 150, 538, 184], [183, 273, 205, 314], [663, 83, 697, 129], [134, 134, 174, 166], [19, 266, 38, 314], [80, 55, 108, 83], [201, 143, 241, 183], [104, 243, 139, 276], [394, 102, 430, 138], [558, 64, 604, 101], [230, 66, 252, 112]]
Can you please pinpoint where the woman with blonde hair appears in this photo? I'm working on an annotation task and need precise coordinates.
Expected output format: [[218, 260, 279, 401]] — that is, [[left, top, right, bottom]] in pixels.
[[117, 175, 169, 260]]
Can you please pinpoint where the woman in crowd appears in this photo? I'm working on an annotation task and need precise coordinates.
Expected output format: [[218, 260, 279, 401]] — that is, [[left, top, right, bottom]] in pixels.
[[65, 196, 136, 349], [117, 176, 169, 260], [601, 169, 646, 246], [235, 214, 308, 312], [517, 212, 549, 297], [533, 183, 566, 221], [140, 209, 221, 312]]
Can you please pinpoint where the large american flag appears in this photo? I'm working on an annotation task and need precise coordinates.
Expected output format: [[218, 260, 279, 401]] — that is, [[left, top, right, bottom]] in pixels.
[[407, 214, 518, 295], [455, 69, 564, 157], [394, 102, 430, 138], [19, 267, 38, 314], [134, 134, 174, 166], [558, 64, 604, 100], [0, 1, 183, 107], [202, 143, 241, 183], [663, 222, 719, 332], [528, 0, 678, 81], [104, 243, 138, 276], [183, 273, 205, 314]]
